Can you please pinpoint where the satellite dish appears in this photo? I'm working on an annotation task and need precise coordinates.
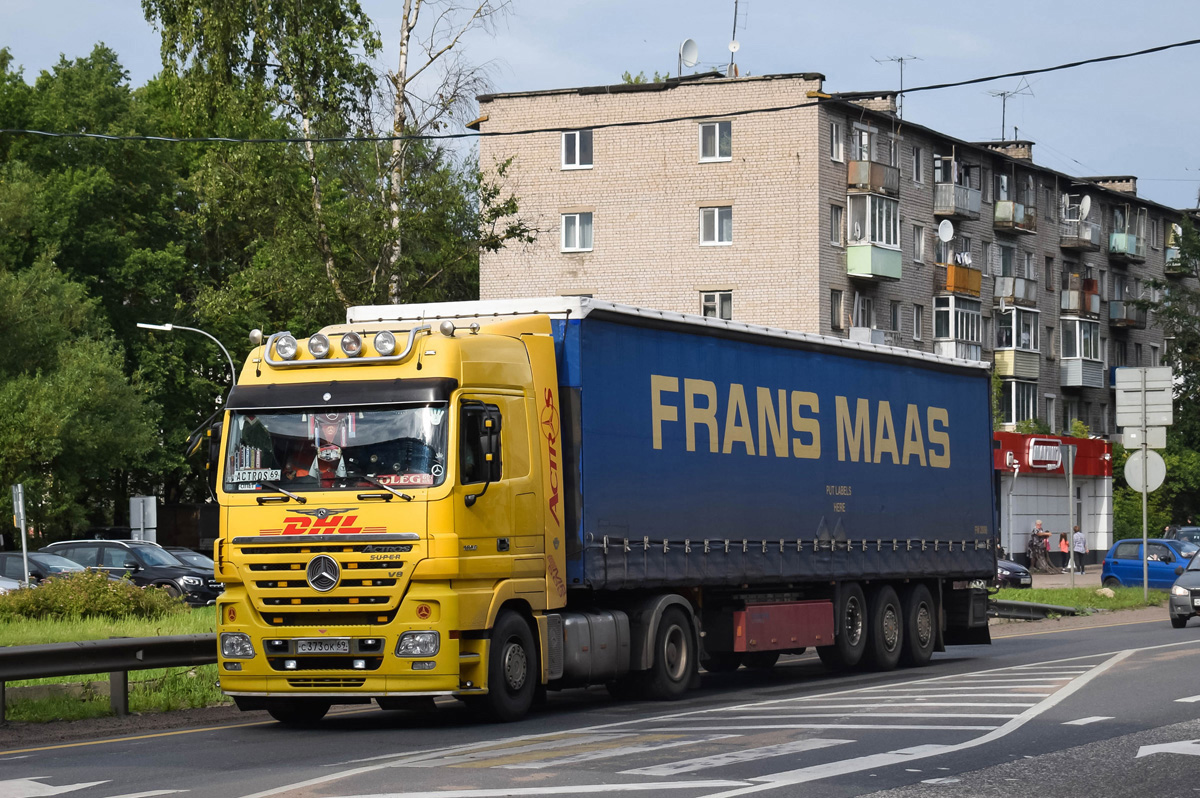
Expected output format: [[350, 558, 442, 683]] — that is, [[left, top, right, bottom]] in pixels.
[[853, 222, 862, 240], [937, 220, 955, 243], [679, 39, 699, 69], [1174, 223, 1183, 236], [728, 40, 740, 53], [1079, 195, 1092, 221]]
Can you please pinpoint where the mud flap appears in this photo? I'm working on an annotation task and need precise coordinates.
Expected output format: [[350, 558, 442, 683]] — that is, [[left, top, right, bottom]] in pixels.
[[941, 585, 992, 646]]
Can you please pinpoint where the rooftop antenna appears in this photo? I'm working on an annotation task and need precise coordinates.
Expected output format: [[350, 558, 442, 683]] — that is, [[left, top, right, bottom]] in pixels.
[[678, 38, 699, 76], [727, 0, 745, 77], [873, 55, 921, 119], [987, 78, 1034, 140]]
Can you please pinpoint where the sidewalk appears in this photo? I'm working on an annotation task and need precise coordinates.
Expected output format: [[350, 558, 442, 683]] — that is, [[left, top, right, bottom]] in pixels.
[[1030, 568, 1102, 590]]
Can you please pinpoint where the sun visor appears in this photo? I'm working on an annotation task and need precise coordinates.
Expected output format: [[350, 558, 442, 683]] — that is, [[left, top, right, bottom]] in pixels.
[[226, 377, 458, 411]]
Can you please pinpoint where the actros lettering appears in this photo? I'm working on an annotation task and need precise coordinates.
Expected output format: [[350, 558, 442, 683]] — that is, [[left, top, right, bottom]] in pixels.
[[541, 387, 562, 526]]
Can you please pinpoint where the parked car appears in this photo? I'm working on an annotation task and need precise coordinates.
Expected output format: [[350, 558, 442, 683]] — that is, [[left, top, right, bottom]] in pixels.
[[1100, 538, 1200, 590], [0, 574, 24, 593], [0, 551, 95, 584], [995, 559, 1032, 589], [40, 540, 222, 606], [1168, 552, 1200, 628], [1164, 526, 1200, 545], [162, 547, 215, 571]]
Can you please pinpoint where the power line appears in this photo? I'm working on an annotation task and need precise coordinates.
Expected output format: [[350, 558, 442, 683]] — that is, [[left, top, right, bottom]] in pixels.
[[2, 36, 1198, 145]]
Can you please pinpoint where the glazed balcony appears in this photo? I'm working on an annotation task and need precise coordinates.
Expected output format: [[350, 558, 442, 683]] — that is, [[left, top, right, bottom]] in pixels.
[[1060, 289, 1100, 318], [1109, 300, 1147, 329], [993, 276, 1038, 307], [933, 262, 982, 297], [933, 182, 981, 220], [1165, 246, 1193, 276], [848, 160, 899, 196], [1060, 359, 1105, 389], [1060, 220, 1102, 251], [994, 201, 1037, 234], [933, 340, 982, 361], [994, 350, 1041, 380], [846, 244, 902, 281], [1108, 232, 1145, 263]]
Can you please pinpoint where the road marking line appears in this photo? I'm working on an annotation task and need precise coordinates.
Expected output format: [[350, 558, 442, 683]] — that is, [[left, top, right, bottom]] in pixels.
[[104, 791, 189, 798], [319, 781, 749, 798], [848, 690, 1054, 696], [0, 777, 109, 796], [395, 733, 640, 767], [729, 702, 1038, 710], [713, 713, 1020, 720], [1176, 695, 1200, 703], [1063, 716, 1113, 725], [499, 734, 740, 769], [621, 739, 855, 777], [643, 724, 1000, 731], [696, 650, 1132, 797], [922, 777, 961, 784]]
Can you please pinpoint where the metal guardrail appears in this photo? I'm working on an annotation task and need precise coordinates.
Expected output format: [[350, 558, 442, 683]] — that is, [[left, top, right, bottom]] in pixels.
[[0, 634, 217, 722], [989, 599, 1079, 620]]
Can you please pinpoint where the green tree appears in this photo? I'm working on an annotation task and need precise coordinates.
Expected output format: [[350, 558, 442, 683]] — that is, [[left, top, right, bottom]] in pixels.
[[1111, 438, 1200, 539]]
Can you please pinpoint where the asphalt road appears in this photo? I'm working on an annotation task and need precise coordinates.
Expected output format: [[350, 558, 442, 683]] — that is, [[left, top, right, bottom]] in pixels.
[[3, 609, 1200, 798]]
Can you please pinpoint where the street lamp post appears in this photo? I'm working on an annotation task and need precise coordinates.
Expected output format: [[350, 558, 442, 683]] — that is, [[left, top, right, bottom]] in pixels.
[[136, 323, 238, 388]]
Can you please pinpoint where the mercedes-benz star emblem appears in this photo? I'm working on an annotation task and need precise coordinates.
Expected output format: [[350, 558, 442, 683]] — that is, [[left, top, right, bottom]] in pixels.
[[306, 554, 340, 592]]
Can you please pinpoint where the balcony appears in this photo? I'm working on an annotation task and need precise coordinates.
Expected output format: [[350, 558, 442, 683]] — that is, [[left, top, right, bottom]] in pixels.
[[1060, 289, 1101, 318], [1060, 220, 1102, 251], [933, 183, 981, 220], [934, 340, 982, 361], [847, 160, 899, 196], [993, 276, 1038, 307], [1165, 246, 1194, 276], [933, 262, 982, 297], [1060, 358, 1105, 389], [846, 244, 902, 281], [1108, 232, 1145, 263], [994, 350, 1040, 380], [994, 201, 1037, 234], [1109, 300, 1147, 329]]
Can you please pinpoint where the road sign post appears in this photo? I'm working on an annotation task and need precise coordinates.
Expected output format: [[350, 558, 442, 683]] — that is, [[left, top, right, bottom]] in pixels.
[[10, 484, 29, 588], [1059, 444, 1077, 588]]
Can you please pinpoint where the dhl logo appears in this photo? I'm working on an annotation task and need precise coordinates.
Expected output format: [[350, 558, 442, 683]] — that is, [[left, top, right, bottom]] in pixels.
[[262, 515, 369, 535]]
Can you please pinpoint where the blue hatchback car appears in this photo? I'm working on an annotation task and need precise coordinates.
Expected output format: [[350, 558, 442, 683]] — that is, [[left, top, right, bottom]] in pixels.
[[1101, 538, 1200, 589]]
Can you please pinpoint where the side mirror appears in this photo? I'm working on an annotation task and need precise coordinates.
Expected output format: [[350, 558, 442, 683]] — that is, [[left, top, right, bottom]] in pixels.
[[462, 404, 503, 507], [123, 560, 140, 570], [1176, 566, 1185, 576]]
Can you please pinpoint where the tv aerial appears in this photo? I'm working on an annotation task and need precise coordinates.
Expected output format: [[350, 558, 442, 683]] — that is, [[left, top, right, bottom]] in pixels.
[[678, 38, 699, 75], [987, 78, 1034, 140]]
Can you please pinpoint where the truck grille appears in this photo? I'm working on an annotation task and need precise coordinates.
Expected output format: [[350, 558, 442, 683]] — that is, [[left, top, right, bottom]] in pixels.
[[287, 678, 366, 689], [268, 656, 383, 671]]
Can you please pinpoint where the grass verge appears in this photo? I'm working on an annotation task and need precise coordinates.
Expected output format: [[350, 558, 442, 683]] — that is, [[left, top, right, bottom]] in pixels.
[[2, 607, 228, 723], [993, 586, 1168, 611]]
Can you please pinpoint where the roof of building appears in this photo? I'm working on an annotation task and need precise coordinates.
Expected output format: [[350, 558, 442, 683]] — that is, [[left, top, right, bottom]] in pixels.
[[476, 70, 826, 104]]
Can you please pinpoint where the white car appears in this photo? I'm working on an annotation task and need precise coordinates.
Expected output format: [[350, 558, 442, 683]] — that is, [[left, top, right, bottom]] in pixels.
[[0, 574, 25, 593]]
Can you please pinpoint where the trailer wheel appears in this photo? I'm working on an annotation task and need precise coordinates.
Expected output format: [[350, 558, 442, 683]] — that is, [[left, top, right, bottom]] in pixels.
[[702, 652, 742, 673], [645, 606, 695, 700], [483, 610, 537, 722], [742, 651, 780, 670], [266, 699, 330, 727], [864, 585, 903, 671], [899, 584, 936, 667], [817, 582, 867, 670]]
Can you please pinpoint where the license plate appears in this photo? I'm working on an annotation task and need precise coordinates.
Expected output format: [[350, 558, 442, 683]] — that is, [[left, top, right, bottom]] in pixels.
[[1192, 598, 1200, 607], [1020, 577, 1032, 585], [296, 639, 350, 654]]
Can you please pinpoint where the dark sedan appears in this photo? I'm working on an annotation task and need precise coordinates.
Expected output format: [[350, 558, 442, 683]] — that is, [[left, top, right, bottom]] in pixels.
[[1170, 553, 1200, 627], [996, 559, 1033, 589]]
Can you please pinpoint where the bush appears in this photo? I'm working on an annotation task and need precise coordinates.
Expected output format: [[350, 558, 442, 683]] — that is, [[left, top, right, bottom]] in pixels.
[[0, 570, 187, 621]]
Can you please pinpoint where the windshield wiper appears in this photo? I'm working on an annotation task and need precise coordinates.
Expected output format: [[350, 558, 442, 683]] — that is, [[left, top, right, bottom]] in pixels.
[[347, 471, 413, 501], [257, 481, 307, 503]]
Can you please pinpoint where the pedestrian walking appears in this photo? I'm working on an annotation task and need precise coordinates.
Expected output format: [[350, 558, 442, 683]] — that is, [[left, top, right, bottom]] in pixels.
[[1072, 525, 1088, 574], [1058, 532, 1070, 572]]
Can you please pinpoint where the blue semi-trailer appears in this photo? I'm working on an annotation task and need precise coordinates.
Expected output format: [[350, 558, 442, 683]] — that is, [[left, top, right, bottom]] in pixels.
[[220, 297, 996, 725]]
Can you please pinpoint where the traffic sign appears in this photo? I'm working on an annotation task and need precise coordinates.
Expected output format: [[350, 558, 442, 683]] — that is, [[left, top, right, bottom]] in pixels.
[[1123, 426, 1167, 449], [1125, 450, 1166, 493], [1115, 366, 1174, 390], [1117, 409, 1174, 428]]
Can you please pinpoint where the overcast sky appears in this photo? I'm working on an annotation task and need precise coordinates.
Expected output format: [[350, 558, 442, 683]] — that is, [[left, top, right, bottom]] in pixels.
[[6, 0, 1200, 208]]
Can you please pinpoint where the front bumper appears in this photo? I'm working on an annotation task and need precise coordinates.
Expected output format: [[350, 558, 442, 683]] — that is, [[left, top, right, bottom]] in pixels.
[[1169, 594, 1198, 618]]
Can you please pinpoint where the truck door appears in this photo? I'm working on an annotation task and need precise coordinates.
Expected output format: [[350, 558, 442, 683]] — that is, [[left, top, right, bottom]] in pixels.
[[453, 395, 535, 579]]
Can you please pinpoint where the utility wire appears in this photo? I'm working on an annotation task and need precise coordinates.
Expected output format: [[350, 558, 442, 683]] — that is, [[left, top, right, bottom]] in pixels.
[[1, 36, 1198, 145]]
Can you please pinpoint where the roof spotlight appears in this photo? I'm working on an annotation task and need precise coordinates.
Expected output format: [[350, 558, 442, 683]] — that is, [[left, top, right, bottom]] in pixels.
[[309, 334, 331, 359], [373, 331, 397, 356], [275, 334, 299, 360], [341, 332, 363, 357]]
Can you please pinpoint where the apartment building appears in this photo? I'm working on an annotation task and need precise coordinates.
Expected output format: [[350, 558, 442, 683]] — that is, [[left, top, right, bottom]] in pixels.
[[474, 71, 1195, 435]]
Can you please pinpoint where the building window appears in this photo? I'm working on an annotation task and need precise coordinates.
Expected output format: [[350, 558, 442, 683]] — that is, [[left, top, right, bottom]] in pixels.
[[854, 296, 875, 328], [560, 212, 593, 252], [934, 296, 982, 344], [995, 308, 1040, 351], [1152, 345, 1160, 367], [699, 207, 733, 245], [851, 128, 872, 161], [1061, 318, 1100, 360], [890, 300, 901, 333], [830, 205, 844, 246], [699, 121, 732, 162], [912, 224, 925, 262], [998, 244, 1015, 277], [913, 304, 924, 341], [1025, 252, 1036, 281], [831, 289, 845, 330], [911, 146, 923, 183], [847, 194, 899, 248], [1135, 342, 1143, 366], [701, 291, 732, 320], [1044, 256, 1054, 290], [829, 122, 843, 161], [1002, 380, 1038, 424], [561, 130, 593, 169]]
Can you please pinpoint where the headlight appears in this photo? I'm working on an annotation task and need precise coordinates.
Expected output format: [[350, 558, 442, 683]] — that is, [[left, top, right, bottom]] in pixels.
[[374, 331, 396, 356], [220, 632, 256, 659], [275, 334, 298, 360], [309, 333, 331, 358], [341, 332, 363, 357], [1172, 585, 1191, 597], [180, 576, 203, 587], [997, 568, 1011, 576], [396, 631, 440, 657]]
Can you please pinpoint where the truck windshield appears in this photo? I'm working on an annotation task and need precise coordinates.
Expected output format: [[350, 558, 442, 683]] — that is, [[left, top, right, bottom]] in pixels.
[[223, 404, 448, 493]]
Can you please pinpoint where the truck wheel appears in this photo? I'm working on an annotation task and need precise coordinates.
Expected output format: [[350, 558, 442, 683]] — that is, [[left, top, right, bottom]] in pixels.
[[864, 585, 903, 671], [484, 610, 537, 722], [899, 584, 935, 667], [817, 582, 866, 670], [266, 699, 330, 727], [702, 652, 742, 673], [742, 651, 780, 670], [645, 606, 695, 700]]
